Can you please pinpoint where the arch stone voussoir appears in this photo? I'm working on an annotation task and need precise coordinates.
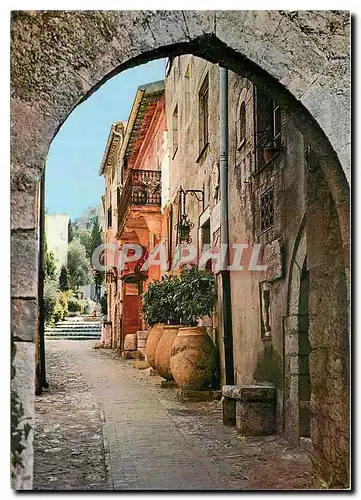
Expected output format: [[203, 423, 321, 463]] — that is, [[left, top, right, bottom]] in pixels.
[[10, 10, 350, 490]]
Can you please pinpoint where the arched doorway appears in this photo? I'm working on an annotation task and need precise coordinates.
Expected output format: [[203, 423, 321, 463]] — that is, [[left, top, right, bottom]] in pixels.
[[11, 11, 350, 489], [298, 257, 310, 439]]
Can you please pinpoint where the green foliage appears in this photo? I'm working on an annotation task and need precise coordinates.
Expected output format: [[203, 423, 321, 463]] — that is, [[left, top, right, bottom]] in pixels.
[[68, 219, 74, 243], [68, 296, 82, 312], [58, 291, 69, 319], [53, 301, 64, 323], [90, 216, 104, 298], [174, 266, 217, 327], [43, 278, 58, 323], [141, 266, 216, 328], [100, 293, 108, 316], [70, 216, 104, 297], [67, 239, 90, 289], [59, 265, 69, 291], [75, 229, 92, 259], [89, 215, 103, 259], [45, 241, 57, 280], [83, 297, 95, 315], [141, 275, 181, 326]]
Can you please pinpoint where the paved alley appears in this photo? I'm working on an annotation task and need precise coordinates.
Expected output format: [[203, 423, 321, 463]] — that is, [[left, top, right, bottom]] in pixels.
[[34, 340, 313, 491]]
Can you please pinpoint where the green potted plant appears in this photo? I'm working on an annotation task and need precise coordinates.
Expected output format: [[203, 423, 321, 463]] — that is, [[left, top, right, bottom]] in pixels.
[[142, 276, 181, 375], [170, 265, 218, 390]]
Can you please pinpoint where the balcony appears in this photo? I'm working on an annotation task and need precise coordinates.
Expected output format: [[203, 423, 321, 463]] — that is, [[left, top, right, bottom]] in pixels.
[[117, 169, 161, 234]]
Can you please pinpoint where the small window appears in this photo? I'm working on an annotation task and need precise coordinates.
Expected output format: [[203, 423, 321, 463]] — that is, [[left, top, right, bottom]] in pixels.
[[199, 74, 209, 155], [201, 219, 212, 272], [273, 104, 281, 149], [107, 206, 112, 229], [237, 101, 246, 148], [255, 86, 281, 170], [260, 188, 274, 233], [184, 65, 191, 123], [172, 105, 178, 158]]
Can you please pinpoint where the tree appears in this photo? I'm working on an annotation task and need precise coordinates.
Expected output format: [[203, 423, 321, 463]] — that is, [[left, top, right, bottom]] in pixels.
[[67, 239, 90, 290], [89, 215, 103, 259], [44, 241, 57, 280], [75, 229, 92, 260], [68, 220, 74, 243], [43, 278, 58, 323], [89, 216, 104, 299], [59, 265, 69, 291]]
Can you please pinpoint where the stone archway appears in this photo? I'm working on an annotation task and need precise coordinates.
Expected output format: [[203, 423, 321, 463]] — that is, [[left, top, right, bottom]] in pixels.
[[10, 10, 350, 489], [284, 215, 307, 444]]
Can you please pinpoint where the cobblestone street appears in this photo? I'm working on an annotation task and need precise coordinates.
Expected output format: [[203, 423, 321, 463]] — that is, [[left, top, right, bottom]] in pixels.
[[34, 340, 313, 491]]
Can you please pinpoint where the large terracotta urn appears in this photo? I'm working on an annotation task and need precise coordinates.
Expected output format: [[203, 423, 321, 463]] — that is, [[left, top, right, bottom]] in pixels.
[[145, 323, 164, 369], [154, 325, 180, 380], [170, 326, 216, 390]]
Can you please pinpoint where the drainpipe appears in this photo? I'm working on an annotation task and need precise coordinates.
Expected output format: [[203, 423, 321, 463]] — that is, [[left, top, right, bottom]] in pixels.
[[219, 67, 235, 386]]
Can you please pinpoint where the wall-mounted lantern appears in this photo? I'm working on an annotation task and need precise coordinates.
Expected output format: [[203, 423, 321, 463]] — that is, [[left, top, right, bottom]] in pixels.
[[174, 186, 204, 244]]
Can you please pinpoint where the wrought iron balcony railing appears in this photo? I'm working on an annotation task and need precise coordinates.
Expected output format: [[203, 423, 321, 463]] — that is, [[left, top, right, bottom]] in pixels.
[[117, 169, 161, 233]]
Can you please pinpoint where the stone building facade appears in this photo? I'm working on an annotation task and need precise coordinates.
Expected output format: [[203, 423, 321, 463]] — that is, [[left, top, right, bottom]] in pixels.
[[100, 81, 168, 354], [164, 54, 349, 485]]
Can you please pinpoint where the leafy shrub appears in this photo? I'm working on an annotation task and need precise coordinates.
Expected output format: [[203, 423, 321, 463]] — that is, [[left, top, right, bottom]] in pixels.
[[53, 301, 64, 324], [68, 296, 82, 312], [174, 265, 216, 327], [44, 278, 58, 324], [58, 291, 69, 319], [142, 275, 181, 326], [142, 266, 216, 328], [83, 298, 95, 315]]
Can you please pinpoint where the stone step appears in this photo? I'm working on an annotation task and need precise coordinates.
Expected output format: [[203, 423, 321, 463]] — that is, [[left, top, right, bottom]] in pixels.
[[45, 330, 101, 335], [48, 325, 102, 330], [45, 335, 101, 340], [45, 330, 101, 334], [52, 320, 102, 325], [45, 331, 101, 337]]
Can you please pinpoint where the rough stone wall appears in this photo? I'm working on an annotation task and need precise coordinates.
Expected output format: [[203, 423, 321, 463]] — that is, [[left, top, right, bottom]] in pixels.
[[305, 154, 349, 488], [227, 74, 309, 437], [165, 55, 220, 244], [11, 10, 350, 489]]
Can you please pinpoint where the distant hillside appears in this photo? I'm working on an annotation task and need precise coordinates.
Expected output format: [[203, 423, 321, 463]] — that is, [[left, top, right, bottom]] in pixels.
[[73, 205, 105, 230]]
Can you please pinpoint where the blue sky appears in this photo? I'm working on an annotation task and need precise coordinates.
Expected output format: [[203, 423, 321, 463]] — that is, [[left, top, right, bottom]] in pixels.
[[45, 59, 166, 221]]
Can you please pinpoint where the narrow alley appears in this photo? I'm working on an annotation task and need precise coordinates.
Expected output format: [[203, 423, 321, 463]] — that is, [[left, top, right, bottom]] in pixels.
[[34, 340, 313, 491]]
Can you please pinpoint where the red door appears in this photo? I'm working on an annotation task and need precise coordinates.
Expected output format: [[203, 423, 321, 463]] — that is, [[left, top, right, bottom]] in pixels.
[[122, 283, 141, 336]]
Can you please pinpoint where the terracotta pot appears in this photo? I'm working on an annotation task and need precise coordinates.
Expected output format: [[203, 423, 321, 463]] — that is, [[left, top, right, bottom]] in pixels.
[[263, 147, 279, 164], [170, 326, 216, 390], [154, 325, 180, 380], [145, 323, 164, 369]]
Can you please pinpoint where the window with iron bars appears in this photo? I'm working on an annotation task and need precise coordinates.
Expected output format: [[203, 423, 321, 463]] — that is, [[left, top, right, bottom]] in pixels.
[[260, 188, 274, 233]]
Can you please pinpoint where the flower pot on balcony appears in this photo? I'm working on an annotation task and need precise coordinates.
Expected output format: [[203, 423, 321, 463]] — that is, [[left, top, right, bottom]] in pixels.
[[263, 145, 279, 163], [170, 326, 216, 390], [145, 323, 164, 369], [154, 325, 180, 380]]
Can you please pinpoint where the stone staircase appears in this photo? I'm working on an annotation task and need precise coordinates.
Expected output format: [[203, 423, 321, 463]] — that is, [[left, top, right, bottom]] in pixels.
[[45, 315, 102, 340]]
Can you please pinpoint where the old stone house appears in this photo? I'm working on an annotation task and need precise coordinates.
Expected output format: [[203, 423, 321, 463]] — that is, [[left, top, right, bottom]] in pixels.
[[100, 80, 168, 353], [98, 54, 349, 484], [163, 54, 348, 472]]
